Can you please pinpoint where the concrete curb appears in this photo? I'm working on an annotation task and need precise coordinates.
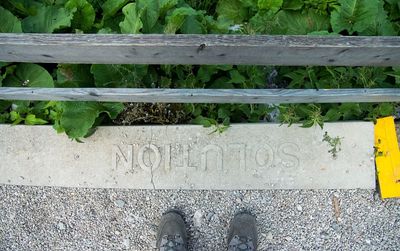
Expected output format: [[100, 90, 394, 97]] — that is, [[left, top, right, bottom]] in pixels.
[[0, 122, 375, 190]]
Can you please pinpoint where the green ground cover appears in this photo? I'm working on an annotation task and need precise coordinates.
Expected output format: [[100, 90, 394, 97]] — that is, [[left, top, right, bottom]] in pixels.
[[0, 0, 399, 140]]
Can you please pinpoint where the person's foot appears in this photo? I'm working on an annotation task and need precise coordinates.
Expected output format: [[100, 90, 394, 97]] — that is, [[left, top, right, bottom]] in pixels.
[[227, 212, 257, 251], [156, 210, 188, 251]]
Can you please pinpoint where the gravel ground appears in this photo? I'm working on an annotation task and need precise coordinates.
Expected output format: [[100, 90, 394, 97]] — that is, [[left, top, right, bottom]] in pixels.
[[0, 186, 399, 251]]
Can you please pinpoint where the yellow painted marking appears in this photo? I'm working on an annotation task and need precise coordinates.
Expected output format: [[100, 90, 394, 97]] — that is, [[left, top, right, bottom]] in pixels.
[[375, 116, 400, 199]]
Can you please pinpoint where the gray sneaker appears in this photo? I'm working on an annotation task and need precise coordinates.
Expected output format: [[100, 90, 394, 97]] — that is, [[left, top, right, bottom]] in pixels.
[[156, 211, 188, 251], [227, 213, 257, 251]]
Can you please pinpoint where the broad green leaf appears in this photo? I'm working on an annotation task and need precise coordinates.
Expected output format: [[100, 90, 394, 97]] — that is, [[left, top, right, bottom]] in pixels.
[[22, 5, 75, 33], [307, 30, 339, 36], [258, 0, 282, 13], [160, 0, 178, 16], [4, 63, 54, 88], [91, 64, 148, 88], [324, 108, 341, 122], [103, 12, 125, 32], [272, 10, 330, 35], [1, 66, 7, 87], [56, 64, 94, 87], [0, 113, 9, 123], [192, 115, 213, 127], [216, 0, 249, 24], [359, 0, 396, 35], [25, 114, 48, 125], [217, 106, 231, 120], [119, 3, 143, 34], [101, 102, 125, 118], [29, 101, 56, 120], [0, 63, 9, 68], [102, 0, 129, 18], [0, 101, 11, 112], [391, 67, 400, 85], [386, 0, 400, 21], [0, 6, 23, 32], [39, 0, 67, 4], [210, 76, 234, 88], [58, 101, 123, 139], [65, 0, 96, 31], [87, 0, 107, 10], [376, 103, 395, 116], [249, 10, 276, 34], [239, 0, 257, 8], [10, 111, 19, 121], [164, 7, 198, 34], [10, 111, 24, 124], [338, 103, 362, 120], [331, 0, 378, 34], [238, 65, 268, 88], [97, 27, 116, 33], [137, 0, 159, 33], [196, 65, 232, 84], [0, 64, 16, 87], [181, 14, 206, 34], [0, 74, 4, 87], [10, 101, 30, 114], [59, 102, 101, 139], [227, 70, 246, 84], [3, 0, 42, 16], [56, 0, 70, 4], [197, 66, 219, 83], [282, 0, 303, 10], [204, 15, 230, 33]]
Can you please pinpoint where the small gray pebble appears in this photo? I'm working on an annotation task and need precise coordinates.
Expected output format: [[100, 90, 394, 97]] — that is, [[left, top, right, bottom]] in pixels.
[[57, 222, 66, 230], [331, 223, 340, 231], [122, 239, 130, 249], [320, 231, 329, 239], [285, 236, 293, 241], [114, 199, 126, 208], [266, 232, 273, 240], [193, 210, 202, 227], [206, 212, 214, 221]]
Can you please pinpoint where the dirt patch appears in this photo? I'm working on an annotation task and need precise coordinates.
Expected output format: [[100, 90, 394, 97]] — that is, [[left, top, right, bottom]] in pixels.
[[113, 103, 189, 125]]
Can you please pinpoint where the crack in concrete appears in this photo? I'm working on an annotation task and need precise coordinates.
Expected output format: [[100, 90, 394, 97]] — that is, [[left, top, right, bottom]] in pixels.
[[149, 127, 156, 190]]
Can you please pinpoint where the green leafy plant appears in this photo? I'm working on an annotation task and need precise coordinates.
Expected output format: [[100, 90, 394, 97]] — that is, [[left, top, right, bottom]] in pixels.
[[0, 0, 398, 140], [331, 0, 395, 35], [322, 131, 342, 158]]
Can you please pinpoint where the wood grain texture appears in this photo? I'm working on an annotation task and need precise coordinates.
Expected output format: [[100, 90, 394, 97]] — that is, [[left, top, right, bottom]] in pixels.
[[1, 34, 400, 66], [1, 88, 400, 103]]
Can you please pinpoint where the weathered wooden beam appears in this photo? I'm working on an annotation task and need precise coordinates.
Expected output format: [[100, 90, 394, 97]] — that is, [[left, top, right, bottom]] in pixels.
[[1, 34, 400, 66], [0, 88, 399, 103]]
